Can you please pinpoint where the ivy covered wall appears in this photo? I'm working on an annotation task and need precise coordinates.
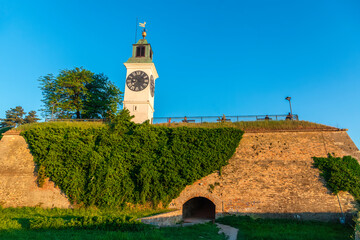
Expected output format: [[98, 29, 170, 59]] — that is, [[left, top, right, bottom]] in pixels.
[[22, 113, 243, 208]]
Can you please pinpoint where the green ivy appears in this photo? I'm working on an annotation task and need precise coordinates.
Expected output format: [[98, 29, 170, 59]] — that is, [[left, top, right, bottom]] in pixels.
[[22, 113, 243, 207], [313, 154, 360, 201]]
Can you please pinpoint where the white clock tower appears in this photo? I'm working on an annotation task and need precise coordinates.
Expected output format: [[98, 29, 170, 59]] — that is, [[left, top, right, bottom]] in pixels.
[[123, 29, 159, 124]]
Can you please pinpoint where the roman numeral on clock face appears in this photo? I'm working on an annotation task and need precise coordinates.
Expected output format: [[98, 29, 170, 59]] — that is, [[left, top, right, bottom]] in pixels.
[[126, 70, 149, 92]]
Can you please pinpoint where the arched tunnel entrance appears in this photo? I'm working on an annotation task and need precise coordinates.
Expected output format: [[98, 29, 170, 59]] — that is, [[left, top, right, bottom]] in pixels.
[[182, 197, 216, 220]]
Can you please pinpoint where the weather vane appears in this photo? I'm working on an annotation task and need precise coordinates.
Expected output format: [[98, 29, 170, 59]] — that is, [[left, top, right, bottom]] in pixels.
[[139, 21, 147, 39], [135, 18, 147, 43], [139, 22, 146, 28]]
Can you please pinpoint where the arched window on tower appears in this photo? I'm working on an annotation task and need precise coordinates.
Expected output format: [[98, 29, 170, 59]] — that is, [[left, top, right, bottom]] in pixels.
[[136, 46, 145, 57]]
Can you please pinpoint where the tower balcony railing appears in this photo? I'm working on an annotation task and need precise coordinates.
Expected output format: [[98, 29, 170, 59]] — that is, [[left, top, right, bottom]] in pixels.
[[152, 114, 299, 124]]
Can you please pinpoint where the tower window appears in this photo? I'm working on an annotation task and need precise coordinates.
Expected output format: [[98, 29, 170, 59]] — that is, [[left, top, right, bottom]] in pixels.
[[136, 46, 145, 57], [150, 50, 153, 59]]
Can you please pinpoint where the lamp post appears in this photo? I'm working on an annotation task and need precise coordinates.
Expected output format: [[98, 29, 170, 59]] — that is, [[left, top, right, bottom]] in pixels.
[[285, 96, 292, 117]]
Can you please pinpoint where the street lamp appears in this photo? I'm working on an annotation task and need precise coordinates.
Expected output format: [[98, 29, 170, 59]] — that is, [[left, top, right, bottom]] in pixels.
[[285, 96, 292, 117]]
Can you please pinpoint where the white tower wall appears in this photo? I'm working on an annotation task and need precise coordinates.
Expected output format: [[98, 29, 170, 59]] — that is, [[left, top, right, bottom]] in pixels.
[[123, 63, 158, 124]]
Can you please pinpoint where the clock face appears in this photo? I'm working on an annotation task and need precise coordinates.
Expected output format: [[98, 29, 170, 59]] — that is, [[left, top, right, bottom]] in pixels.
[[126, 70, 149, 91], [150, 75, 155, 97]]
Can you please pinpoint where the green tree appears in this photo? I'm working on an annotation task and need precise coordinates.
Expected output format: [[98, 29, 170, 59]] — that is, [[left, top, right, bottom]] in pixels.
[[1, 106, 39, 127], [1, 106, 26, 127], [24, 111, 40, 124], [39, 67, 122, 119], [82, 73, 122, 120]]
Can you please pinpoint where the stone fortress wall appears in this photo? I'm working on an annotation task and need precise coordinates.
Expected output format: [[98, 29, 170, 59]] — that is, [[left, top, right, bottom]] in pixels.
[[0, 129, 359, 224], [0, 131, 70, 208], [168, 130, 360, 222]]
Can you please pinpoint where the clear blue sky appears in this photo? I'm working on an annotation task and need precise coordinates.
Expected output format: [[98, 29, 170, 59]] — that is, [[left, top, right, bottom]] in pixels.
[[1, 0, 359, 147]]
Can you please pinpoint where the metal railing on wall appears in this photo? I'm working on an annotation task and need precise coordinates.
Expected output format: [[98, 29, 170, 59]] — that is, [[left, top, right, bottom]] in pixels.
[[45, 114, 299, 124], [153, 114, 299, 124]]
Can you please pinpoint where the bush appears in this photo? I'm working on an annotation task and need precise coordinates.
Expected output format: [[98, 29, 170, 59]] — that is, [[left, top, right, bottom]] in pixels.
[[22, 112, 243, 207], [313, 154, 360, 201]]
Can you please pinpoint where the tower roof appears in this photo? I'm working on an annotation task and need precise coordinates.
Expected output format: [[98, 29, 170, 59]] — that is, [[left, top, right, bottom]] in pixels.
[[125, 38, 154, 63], [136, 39, 148, 45]]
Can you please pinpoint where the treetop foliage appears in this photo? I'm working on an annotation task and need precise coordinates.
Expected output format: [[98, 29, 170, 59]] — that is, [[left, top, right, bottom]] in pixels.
[[1, 106, 39, 128], [22, 110, 243, 207], [39, 67, 122, 120]]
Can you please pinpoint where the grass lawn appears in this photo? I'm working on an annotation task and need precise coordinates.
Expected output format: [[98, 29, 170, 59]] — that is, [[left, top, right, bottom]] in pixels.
[[159, 120, 337, 132], [16, 121, 106, 131], [15, 120, 337, 133], [0, 207, 225, 240], [0, 224, 225, 240], [216, 215, 354, 240]]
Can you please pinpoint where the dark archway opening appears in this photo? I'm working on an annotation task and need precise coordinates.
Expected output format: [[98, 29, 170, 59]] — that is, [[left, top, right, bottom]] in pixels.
[[183, 197, 216, 220]]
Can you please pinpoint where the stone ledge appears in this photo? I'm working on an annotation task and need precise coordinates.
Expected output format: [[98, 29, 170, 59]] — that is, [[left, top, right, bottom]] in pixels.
[[245, 128, 346, 133], [140, 210, 182, 226], [2, 130, 21, 135]]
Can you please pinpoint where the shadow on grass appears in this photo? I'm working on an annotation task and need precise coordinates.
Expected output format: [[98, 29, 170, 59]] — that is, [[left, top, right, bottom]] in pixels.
[[0, 222, 225, 240], [216, 215, 354, 240]]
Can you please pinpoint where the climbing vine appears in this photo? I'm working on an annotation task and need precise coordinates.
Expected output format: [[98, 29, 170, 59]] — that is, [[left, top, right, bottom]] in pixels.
[[22, 112, 243, 207], [313, 154, 360, 202]]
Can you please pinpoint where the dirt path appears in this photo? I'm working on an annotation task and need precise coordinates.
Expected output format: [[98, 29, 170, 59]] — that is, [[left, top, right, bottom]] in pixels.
[[216, 223, 238, 240]]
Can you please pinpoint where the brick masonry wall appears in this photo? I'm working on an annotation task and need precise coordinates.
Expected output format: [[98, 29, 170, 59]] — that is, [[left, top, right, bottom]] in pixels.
[[170, 130, 360, 221], [1, 129, 359, 221], [0, 134, 70, 208], [140, 210, 182, 226]]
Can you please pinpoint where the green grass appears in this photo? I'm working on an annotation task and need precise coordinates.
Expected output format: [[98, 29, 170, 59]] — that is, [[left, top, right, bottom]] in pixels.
[[156, 120, 337, 132], [0, 207, 225, 240], [216, 215, 354, 240], [16, 121, 106, 131], [16, 120, 337, 133], [0, 208, 353, 240], [0, 223, 224, 240], [0, 206, 170, 219]]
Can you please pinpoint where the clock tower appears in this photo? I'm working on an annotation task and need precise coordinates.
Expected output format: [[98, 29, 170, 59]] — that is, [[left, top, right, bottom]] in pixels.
[[123, 30, 159, 123]]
